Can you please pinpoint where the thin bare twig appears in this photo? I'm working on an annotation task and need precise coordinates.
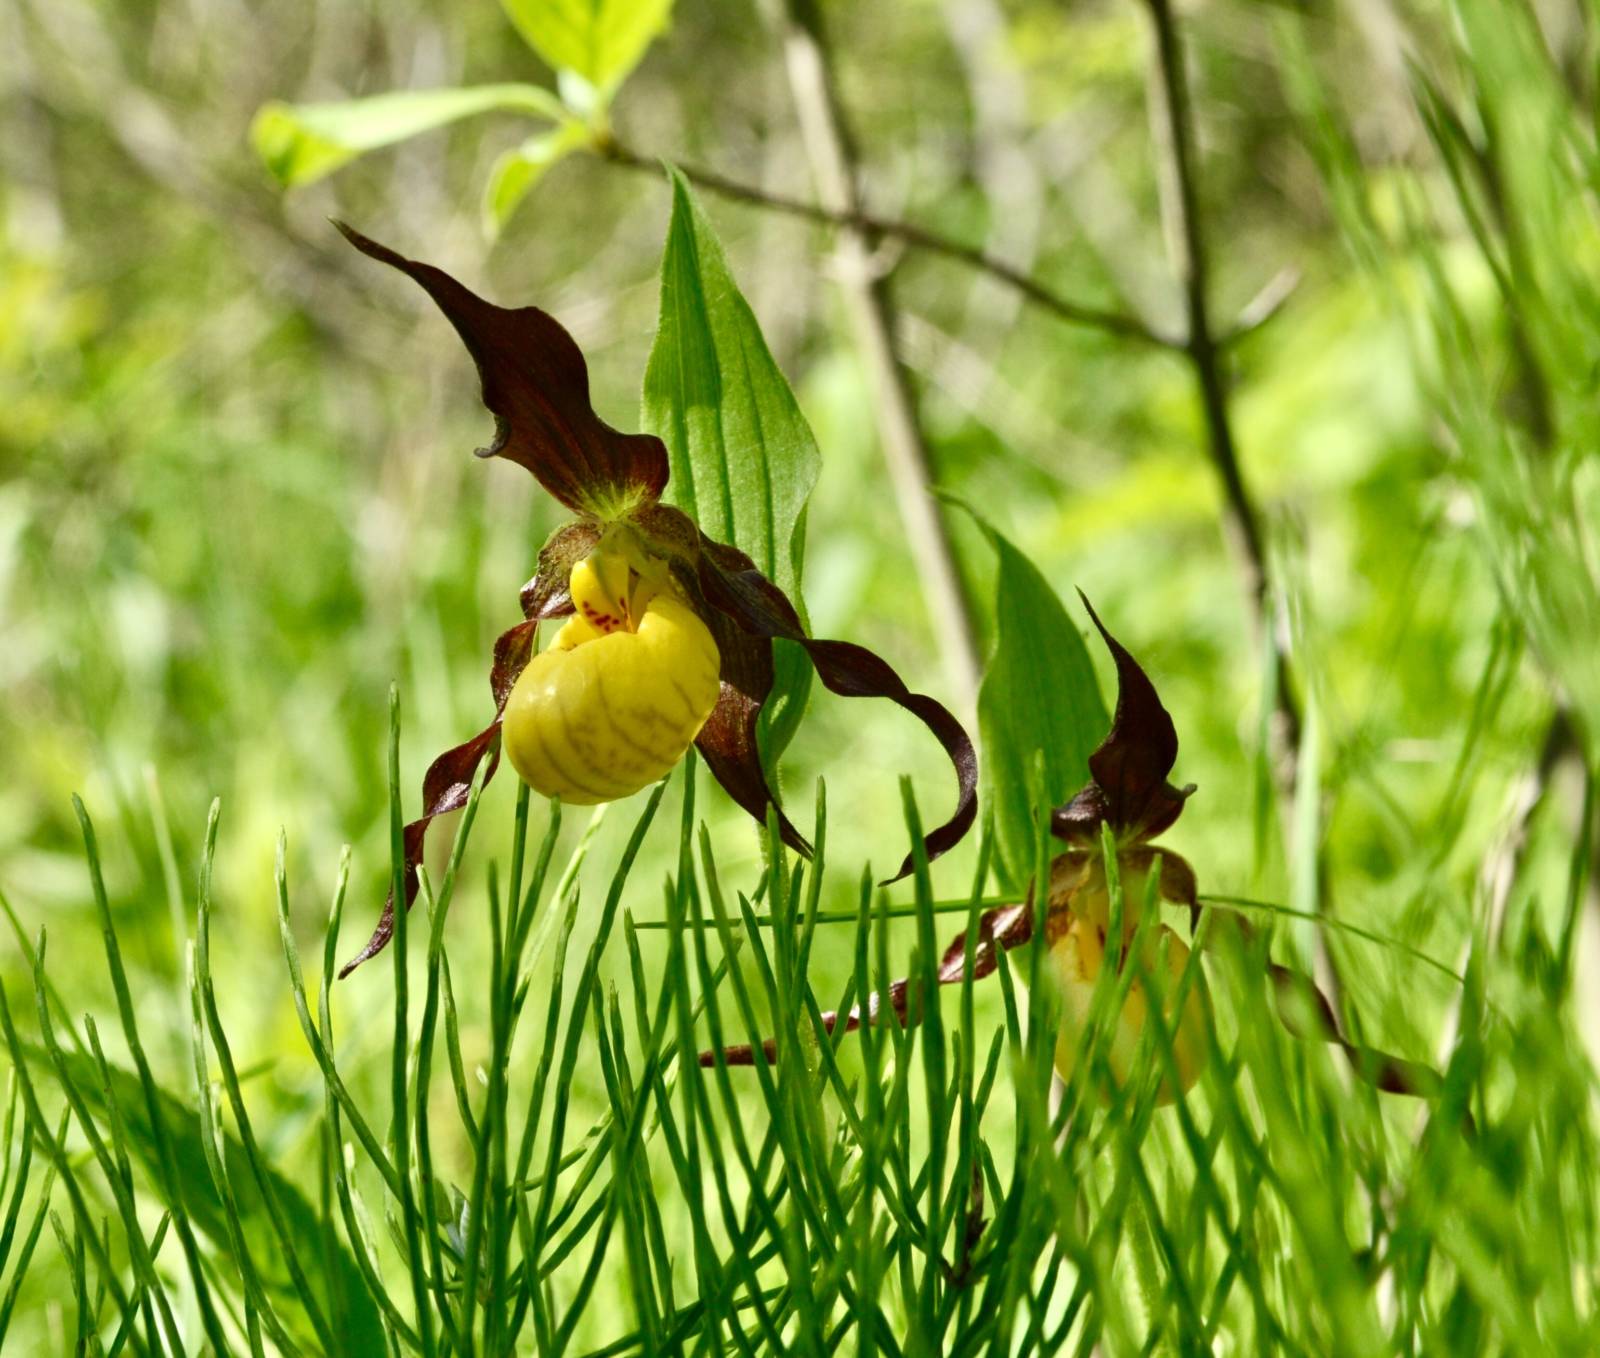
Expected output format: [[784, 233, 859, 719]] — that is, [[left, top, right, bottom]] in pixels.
[[598, 138, 1183, 352], [1139, 0, 1347, 1016], [1142, 0, 1302, 775]]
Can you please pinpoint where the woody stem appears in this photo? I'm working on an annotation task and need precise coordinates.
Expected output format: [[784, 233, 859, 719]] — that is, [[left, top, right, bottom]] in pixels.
[[761, 0, 986, 711]]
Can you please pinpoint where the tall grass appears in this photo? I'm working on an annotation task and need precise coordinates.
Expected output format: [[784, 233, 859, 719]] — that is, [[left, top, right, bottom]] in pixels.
[[0, 675, 1594, 1353]]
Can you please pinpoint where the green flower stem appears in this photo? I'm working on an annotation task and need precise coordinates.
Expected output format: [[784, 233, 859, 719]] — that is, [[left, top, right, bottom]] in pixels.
[[385, 687, 436, 1358]]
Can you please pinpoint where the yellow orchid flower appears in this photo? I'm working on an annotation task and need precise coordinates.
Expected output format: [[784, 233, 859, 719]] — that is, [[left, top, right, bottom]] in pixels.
[[333, 225, 976, 976], [708, 595, 1446, 1115]]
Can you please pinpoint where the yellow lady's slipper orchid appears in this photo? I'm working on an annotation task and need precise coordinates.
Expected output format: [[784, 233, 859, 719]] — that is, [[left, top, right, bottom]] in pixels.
[[333, 223, 977, 978], [703, 587, 1447, 1116], [503, 552, 721, 803]]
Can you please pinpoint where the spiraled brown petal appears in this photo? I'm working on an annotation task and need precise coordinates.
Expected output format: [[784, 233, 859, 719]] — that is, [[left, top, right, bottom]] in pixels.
[[1267, 961, 1446, 1101], [338, 723, 501, 978], [690, 531, 977, 884], [337, 224, 669, 518], [1052, 593, 1195, 845], [703, 900, 1034, 1067], [1207, 913, 1456, 1112], [341, 618, 537, 978], [489, 620, 537, 710], [692, 601, 814, 860]]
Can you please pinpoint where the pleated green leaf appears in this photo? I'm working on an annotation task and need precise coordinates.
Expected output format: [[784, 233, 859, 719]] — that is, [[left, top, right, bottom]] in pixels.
[[642, 170, 821, 760], [958, 504, 1108, 891]]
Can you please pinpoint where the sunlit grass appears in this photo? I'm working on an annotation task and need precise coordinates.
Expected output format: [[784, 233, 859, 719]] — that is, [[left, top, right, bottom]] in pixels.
[[0, 678, 1593, 1353]]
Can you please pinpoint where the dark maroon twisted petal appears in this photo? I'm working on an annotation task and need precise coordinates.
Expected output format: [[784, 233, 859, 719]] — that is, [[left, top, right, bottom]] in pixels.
[[703, 900, 1034, 1067], [692, 537, 977, 885], [1052, 593, 1194, 846], [340, 619, 537, 978], [338, 224, 669, 517]]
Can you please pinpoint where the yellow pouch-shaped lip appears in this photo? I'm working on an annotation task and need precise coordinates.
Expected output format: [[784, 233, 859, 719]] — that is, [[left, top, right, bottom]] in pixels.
[[1047, 917, 1207, 1105], [503, 556, 721, 804], [1043, 848, 1207, 1105]]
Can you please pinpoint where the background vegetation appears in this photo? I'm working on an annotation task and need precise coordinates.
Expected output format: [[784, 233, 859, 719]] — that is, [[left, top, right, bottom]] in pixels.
[[1, 0, 1597, 1351]]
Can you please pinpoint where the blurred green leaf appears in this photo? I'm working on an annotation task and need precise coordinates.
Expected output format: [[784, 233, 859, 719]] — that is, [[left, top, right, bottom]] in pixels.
[[483, 121, 590, 235], [641, 170, 820, 761], [956, 504, 1107, 892], [500, 0, 675, 96], [252, 84, 569, 186], [38, 1045, 386, 1356]]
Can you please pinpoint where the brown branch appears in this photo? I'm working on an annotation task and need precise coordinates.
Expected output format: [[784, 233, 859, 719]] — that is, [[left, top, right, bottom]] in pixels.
[[601, 139, 1300, 354], [1141, 0, 1302, 778], [598, 138, 1182, 352], [1134, 0, 1352, 1022]]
